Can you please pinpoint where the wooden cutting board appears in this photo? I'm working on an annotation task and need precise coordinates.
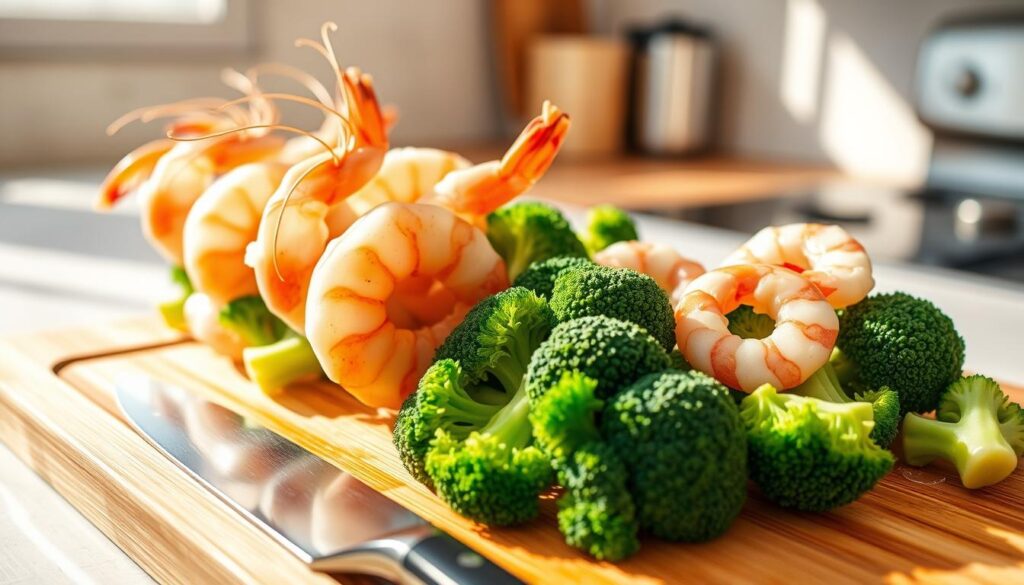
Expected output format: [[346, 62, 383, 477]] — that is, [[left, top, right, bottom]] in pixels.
[[2, 317, 1024, 585]]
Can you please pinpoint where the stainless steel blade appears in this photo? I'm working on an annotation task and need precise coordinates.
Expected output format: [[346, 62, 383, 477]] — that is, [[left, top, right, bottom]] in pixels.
[[114, 375, 521, 585]]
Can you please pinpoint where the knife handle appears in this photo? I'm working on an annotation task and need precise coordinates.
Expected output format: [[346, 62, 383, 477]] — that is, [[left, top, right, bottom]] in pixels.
[[402, 533, 522, 585]]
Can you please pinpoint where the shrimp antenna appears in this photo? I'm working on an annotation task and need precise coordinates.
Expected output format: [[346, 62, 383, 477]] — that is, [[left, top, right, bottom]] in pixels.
[[294, 21, 345, 106], [167, 123, 340, 165], [106, 98, 229, 135], [268, 116, 358, 279], [246, 62, 333, 108], [216, 93, 352, 132]]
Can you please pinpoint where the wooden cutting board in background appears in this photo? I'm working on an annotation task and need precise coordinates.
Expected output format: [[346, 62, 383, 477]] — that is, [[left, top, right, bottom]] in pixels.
[[2, 317, 1024, 584]]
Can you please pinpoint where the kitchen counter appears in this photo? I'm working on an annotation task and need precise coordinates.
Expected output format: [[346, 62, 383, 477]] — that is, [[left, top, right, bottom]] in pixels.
[[1, 168, 1022, 583]]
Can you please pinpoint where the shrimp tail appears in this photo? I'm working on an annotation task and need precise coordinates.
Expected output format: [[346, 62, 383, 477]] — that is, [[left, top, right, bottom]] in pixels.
[[499, 100, 571, 187], [96, 138, 175, 209]]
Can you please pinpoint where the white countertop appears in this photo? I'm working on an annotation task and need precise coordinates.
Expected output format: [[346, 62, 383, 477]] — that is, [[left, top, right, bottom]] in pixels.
[[1, 170, 1022, 583]]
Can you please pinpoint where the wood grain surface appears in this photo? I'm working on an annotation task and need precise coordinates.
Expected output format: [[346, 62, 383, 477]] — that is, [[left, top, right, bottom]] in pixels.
[[2, 317, 1024, 584]]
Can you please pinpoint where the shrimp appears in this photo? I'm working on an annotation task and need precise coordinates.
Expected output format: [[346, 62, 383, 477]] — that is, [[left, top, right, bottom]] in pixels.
[[305, 202, 508, 409], [183, 292, 247, 360], [181, 59, 353, 308], [720, 223, 874, 308], [424, 100, 571, 224], [675, 264, 839, 392], [249, 67, 389, 333], [98, 71, 286, 266], [594, 240, 706, 305]]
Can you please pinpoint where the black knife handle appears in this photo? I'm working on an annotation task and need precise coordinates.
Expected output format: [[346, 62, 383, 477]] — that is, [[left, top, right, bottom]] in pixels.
[[403, 533, 522, 585]]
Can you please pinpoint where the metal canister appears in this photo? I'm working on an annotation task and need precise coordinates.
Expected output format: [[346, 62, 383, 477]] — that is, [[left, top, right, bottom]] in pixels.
[[629, 20, 716, 155]]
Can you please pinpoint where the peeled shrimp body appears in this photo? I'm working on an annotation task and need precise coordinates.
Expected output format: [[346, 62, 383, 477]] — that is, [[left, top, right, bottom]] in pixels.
[[250, 67, 388, 333], [183, 292, 247, 360], [720, 223, 873, 308], [305, 202, 508, 409], [594, 240, 706, 306], [676, 264, 839, 392], [182, 163, 290, 306]]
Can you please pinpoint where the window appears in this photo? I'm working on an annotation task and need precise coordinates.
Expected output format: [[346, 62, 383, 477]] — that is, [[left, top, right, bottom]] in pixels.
[[0, 0, 249, 54]]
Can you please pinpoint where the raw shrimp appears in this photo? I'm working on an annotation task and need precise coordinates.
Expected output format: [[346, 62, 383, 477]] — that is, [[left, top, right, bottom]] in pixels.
[[249, 64, 389, 333], [424, 101, 570, 223], [594, 240, 706, 305], [720, 223, 874, 308], [305, 202, 508, 409], [183, 292, 247, 360], [181, 61, 350, 307], [675, 264, 839, 392], [98, 71, 286, 265]]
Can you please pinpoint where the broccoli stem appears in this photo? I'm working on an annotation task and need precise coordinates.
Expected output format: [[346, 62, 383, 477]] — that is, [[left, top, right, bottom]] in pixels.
[[158, 266, 193, 332], [243, 334, 323, 394], [793, 362, 849, 403], [830, 347, 858, 387], [903, 410, 1018, 489], [479, 381, 532, 450]]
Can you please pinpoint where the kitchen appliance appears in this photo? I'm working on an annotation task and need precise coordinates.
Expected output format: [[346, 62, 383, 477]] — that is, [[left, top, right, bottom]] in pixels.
[[628, 19, 716, 155], [115, 376, 520, 585], [667, 12, 1024, 285]]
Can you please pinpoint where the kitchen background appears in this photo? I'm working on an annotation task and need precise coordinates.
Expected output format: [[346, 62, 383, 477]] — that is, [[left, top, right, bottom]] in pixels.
[[0, 0, 1012, 181]]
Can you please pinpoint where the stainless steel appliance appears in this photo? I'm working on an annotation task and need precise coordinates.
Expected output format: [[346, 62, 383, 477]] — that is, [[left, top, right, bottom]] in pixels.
[[669, 12, 1024, 285], [628, 20, 716, 155]]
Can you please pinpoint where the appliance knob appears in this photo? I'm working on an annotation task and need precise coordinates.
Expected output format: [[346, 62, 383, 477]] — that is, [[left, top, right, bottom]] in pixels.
[[952, 66, 981, 99]]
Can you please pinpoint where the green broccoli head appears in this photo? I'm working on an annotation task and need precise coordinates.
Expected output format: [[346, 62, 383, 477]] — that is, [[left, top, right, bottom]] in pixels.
[[530, 371, 640, 561], [668, 348, 692, 372], [550, 265, 676, 351], [512, 255, 592, 299], [218, 295, 288, 347], [555, 442, 640, 561], [603, 370, 747, 541], [838, 292, 964, 415], [580, 205, 639, 256], [740, 384, 894, 512], [486, 201, 588, 281], [726, 304, 776, 340], [902, 375, 1024, 489], [426, 430, 552, 526], [526, 315, 671, 402], [393, 359, 505, 486], [434, 287, 555, 394], [528, 371, 603, 462], [158, 266, 195, 331]]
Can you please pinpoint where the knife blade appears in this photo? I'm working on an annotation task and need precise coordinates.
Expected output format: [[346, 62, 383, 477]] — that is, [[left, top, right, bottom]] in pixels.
[[114, 375, 522, 585]]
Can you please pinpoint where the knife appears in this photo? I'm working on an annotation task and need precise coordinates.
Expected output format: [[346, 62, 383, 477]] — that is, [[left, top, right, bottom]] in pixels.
[[114, 376, 523, 585]]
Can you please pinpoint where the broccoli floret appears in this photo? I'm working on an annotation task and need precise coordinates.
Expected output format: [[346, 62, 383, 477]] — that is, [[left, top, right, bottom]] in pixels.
[[218, 295, 288, 347], [242, 333, 323, 395], [530, 372, 639, 561], [158, 266, 194, 332], [394, 288, 556, 524], [792, 356, 901, 448], [393, 359, 505, 486], [837, 292, 964, 414], [549, 265, 676, 351], [902, 375, 1024, 489], [580, 205, 639, 256], [556, 443, 640, 561], [603, 370, 747, 541], [726, 305, 775, 340], [434, 287, 555, 392], [486, 202, 588, 280], [512, 255, 592, 299], [526, 315, 671, 402], [668, 348, 691, 372], [740, 384, 894, 511]]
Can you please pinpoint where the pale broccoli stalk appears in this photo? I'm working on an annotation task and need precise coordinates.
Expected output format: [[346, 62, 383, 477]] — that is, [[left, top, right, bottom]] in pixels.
[[902, 375, 1024, 489], [158, 266, 194, 331], [243, 333, 323, 395]]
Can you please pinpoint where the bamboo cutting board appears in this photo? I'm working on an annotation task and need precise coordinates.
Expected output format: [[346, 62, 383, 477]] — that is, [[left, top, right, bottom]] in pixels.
[[2, 317, 1024, 584]]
